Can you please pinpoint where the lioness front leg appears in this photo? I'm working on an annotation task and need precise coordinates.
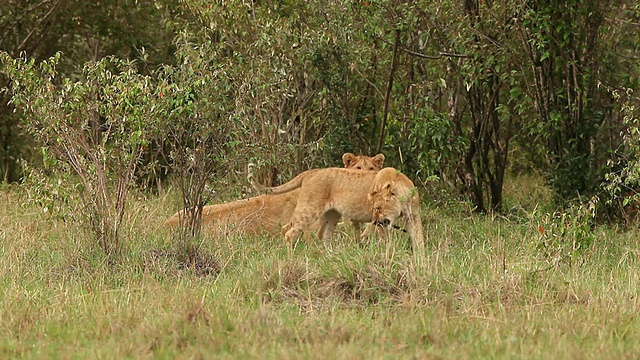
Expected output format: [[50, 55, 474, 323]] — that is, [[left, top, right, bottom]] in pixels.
[[351, 219, 376, 240], [360, 222, 392, 242]]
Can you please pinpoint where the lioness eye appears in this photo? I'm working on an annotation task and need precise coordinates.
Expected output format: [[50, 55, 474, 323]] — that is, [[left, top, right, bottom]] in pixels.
[[356, 166, 362, 170]]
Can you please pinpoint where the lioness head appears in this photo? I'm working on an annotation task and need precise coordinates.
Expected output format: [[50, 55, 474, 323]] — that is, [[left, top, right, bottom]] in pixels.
[[342, 153, 385, 171]]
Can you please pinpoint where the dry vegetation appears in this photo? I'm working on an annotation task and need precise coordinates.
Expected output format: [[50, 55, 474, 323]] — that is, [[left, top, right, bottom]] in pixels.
[[1, 180, 640, 359]]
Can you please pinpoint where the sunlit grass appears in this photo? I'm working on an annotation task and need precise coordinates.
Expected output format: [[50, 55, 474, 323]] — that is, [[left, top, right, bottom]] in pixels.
[[1, 180, 640, 359]]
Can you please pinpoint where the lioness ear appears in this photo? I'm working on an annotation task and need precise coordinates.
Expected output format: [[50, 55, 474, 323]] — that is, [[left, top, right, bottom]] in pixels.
[[342, 153, 356, 167], [372, 153, 385, 167]]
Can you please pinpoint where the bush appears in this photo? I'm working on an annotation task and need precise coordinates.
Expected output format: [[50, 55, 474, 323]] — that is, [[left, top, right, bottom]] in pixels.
[[2, 52, 162, 257]]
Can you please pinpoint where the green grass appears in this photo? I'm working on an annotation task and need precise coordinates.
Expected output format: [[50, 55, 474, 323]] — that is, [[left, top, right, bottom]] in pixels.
[[2, 183, 640, 359]]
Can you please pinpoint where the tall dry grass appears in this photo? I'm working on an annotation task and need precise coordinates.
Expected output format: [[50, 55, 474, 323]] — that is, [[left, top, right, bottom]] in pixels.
[[1, 180, 640, 359]]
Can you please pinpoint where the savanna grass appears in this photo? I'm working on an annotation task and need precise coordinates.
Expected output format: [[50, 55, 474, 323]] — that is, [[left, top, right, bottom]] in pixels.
[[1, 181, 640, 359]]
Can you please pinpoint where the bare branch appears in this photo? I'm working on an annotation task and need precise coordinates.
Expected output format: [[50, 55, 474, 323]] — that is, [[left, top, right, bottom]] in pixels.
[[0, 0, 53, 45], [14, 0, 64, 55], [374, 33, 468, 60]]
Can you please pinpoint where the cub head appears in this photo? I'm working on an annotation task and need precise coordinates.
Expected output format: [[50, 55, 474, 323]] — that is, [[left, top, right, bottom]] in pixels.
[[369, 181, 404, 228], [342, 153, 385, 171]]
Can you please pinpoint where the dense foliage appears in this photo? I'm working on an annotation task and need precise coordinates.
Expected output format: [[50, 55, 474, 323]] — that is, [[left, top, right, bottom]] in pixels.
[[1, 0, 639, 220]]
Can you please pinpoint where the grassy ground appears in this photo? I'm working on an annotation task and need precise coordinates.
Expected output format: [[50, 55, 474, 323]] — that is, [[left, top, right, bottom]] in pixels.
[[1, 179, 640, 359]]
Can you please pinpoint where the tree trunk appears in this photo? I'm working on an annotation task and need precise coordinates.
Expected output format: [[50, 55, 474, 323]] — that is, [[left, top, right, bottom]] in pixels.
[[376, 29, 401, 154]]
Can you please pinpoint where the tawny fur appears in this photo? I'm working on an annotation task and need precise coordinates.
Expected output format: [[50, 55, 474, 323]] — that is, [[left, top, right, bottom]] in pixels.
[[368, 169, 425, 252], [165, 153, 385, 237], [258, 166, 424, 249], [247, 153, 384, 193], [164, 190, 300, 236]]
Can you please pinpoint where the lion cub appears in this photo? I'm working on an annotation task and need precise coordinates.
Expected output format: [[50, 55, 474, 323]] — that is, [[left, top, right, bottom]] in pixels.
[[257, 167, 424, 250], [247, 153, 384, 193], [247, 152, 385, 236]]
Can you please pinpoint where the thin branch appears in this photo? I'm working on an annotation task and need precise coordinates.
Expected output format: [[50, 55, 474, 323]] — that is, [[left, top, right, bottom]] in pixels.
[[0, 0, 52, 45], [351, 66, 385, 100], [374, 33, 468, 60], [400, 47, 469, 60], [14, 0, 64, 56]]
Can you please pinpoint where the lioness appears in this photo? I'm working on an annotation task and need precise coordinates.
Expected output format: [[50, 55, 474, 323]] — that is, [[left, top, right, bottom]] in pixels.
[[165, 153, 384, 236], [257, 167, 424, 250], [164, 190, 301, 236]]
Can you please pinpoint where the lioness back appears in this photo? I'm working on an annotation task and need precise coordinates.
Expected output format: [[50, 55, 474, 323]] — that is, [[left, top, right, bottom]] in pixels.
[[292, 167, 399, 223]]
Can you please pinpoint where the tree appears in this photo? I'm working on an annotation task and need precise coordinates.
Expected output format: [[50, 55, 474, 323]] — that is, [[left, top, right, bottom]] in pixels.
[[154, 31, 246, 256], [0, 0, 184, 182], [516, 0, 630, 201]]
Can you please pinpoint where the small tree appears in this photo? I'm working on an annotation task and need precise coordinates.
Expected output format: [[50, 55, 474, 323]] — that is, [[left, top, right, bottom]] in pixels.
[[601, 87, 640, 226], [154, 32, 246, 259], [1, 52, 160, 256]]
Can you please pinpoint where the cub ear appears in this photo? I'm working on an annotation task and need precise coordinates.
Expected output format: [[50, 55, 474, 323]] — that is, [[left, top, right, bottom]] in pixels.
[[368, 190, 377, 201], [342, 153, 356, 167], [372, 153, 385, 167]]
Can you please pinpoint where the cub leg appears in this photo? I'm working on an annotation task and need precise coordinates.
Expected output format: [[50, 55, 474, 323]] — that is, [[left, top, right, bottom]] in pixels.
[[359, 223, 374, 240], [284, 205, 324, 247], [318, 210, 341, 241], [406, 212, 425, 253]]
